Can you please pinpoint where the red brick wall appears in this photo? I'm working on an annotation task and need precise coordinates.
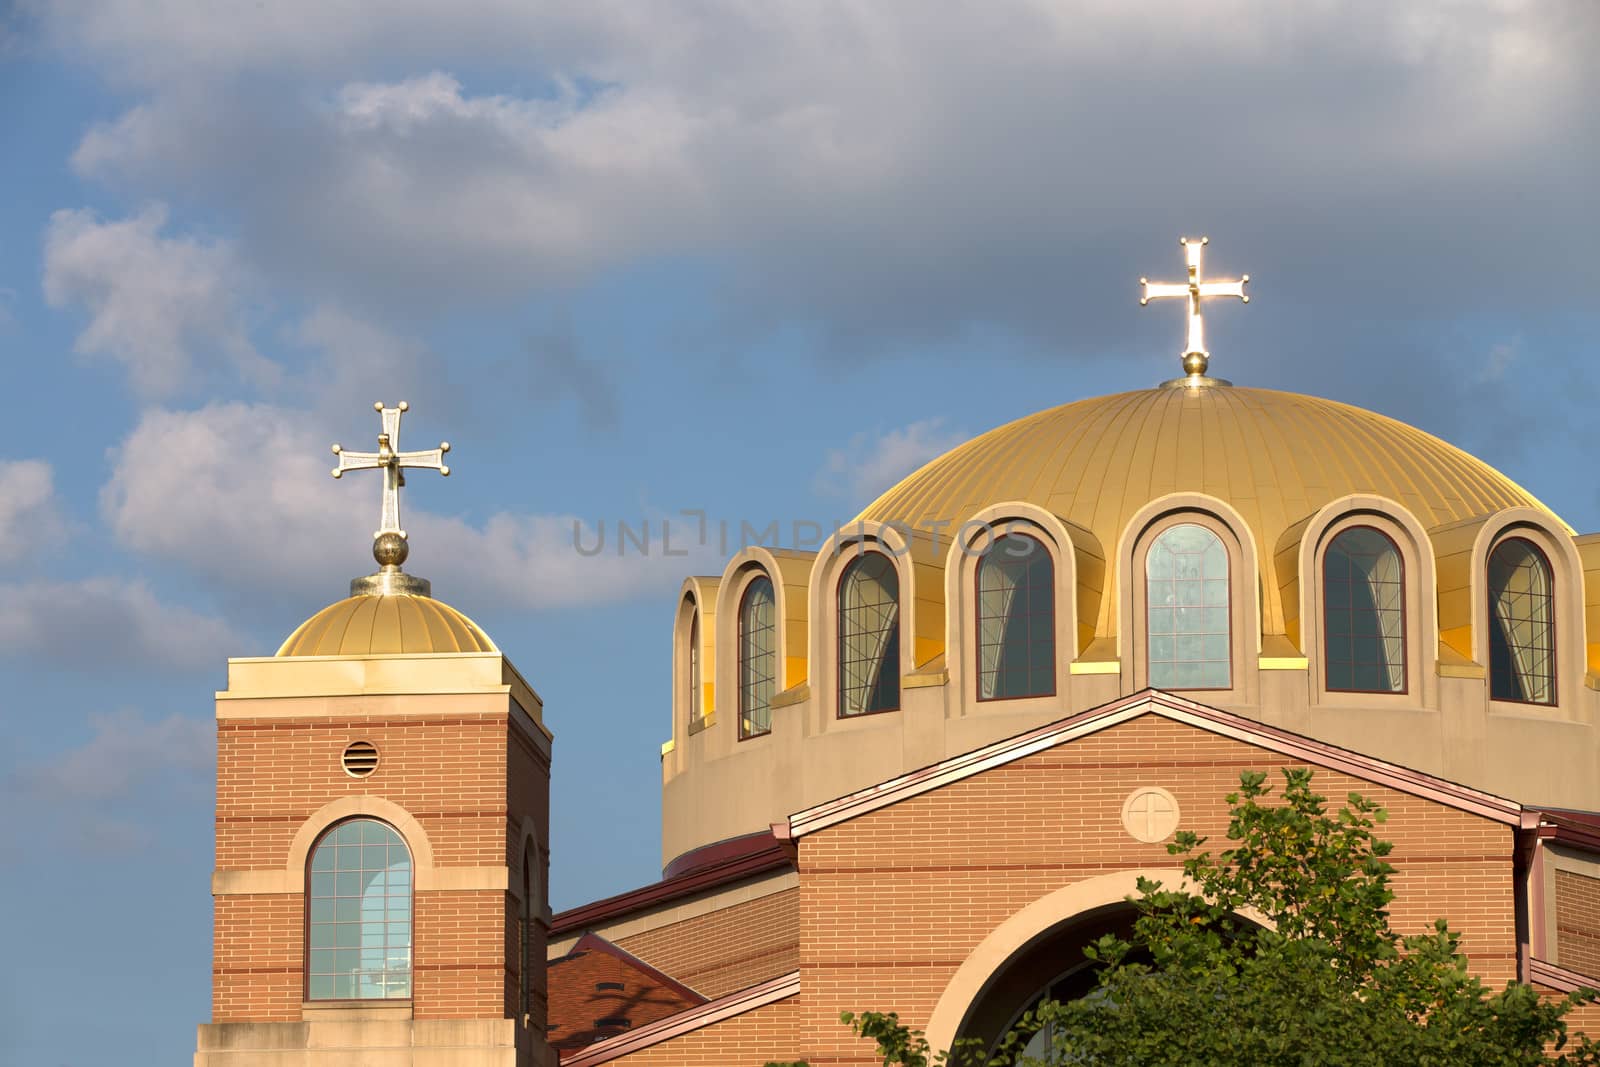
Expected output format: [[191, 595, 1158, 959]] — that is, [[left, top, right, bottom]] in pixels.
[[792, 714, 1518, 1065], [212, 706, 547, 1024], [615, 889, 800, 998], [1557, 869, 1600, 979], [611, 998, 801, 1065]]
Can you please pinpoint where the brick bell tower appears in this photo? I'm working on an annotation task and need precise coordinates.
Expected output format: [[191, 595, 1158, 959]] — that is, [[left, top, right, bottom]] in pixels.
[[195, 403, 552, 1066]]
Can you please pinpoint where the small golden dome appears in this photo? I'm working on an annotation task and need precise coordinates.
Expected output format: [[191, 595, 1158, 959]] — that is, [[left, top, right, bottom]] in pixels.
[[277, 593, 497, 657], [860, 385, 1568, 547]]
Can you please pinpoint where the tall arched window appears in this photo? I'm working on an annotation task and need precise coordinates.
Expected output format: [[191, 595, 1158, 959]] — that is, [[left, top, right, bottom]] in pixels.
[[519, 854, 532, 1022], [976, 534, 1055, 700], [307, 818, 412, 1000], [1323, 526, 1406, 693], [739, 576, 777, 738], [687, 605, 702, 724], [838, 552, 900, 716], [1145, 523, 1230, 690], [1488, 537, 1555, 705]]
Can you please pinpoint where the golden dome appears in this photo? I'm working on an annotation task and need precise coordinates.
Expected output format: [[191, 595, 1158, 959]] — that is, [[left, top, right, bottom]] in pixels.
[[860, 385, 1567, 554], [277, 593, 497, 657]]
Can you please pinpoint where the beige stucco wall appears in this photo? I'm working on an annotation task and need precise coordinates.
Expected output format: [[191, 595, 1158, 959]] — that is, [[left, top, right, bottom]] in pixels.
[[661, 498, 1600, 867]]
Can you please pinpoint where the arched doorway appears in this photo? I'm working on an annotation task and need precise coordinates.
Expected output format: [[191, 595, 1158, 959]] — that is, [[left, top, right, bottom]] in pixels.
[[954, 901, 1140, 1053]]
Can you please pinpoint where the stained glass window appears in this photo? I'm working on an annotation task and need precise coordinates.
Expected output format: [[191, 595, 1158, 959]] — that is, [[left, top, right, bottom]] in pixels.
[[838, 553, 900, 716], [1488, 538, 1555, 705], [739, 577, 777, 737], [976, 534, 1055, 700], [1324, 527, 1406, 692], [307, 819, 412, 1000], [1146, 524, 1231, 690]]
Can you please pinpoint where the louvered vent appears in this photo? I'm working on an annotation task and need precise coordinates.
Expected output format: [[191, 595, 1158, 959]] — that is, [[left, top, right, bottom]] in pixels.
[[342, 740, 380, 778]]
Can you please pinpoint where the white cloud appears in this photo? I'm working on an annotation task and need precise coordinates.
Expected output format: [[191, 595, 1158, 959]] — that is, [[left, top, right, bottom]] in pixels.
[[42, 204, 276, 396], [816, 418, 968, 505], [101, 401, 714, 610], [16, 709, 212, 804], [0, 577, 247, 669], [0, 459, 69, 565], [4, 709, 213, 855], [48, 1, 1598, 341]]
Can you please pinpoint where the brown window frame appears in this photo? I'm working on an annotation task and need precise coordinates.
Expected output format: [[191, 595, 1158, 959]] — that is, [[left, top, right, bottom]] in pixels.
[[836, 550, 902, 719], [1486, 535, 1558, 708], [1321, 524, 1409, 695], [1141, 521, 1234, 693], [974, 532, 1057, 702], [737, 573, 778, 740]]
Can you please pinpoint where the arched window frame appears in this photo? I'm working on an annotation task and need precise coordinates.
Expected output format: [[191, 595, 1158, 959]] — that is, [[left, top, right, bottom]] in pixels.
[[973, 531, 1058, 703], [736, 571, 779, 739], [1486, 535, 1558, 708], [1320, 523, 1409, 696], [1467, 512, 1581, 716], [1122, 502, 1258, 701], [674, 581, 717, 739], [303, 817, 413, 1003], [835, 548, 904, 719]]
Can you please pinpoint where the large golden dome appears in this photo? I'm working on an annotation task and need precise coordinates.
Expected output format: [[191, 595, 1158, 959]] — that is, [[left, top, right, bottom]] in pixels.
[[859, 385, 1566, 542], [276, 593, 497, 657]]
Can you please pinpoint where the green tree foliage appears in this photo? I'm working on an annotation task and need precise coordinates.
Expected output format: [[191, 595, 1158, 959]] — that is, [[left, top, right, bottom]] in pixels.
[[844, 768, 1600, 1066]]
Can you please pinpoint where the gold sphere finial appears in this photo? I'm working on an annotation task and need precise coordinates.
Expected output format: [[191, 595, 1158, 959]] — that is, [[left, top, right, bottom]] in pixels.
[[1182, 351, 1209, 377], [373, 531, 410, 568]]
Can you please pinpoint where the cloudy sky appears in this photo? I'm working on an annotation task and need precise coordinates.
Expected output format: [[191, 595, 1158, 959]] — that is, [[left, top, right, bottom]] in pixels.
[[2, 1, 1598, 1061]]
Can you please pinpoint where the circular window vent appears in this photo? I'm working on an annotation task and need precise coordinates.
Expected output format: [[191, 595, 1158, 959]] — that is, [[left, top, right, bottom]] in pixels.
[[342, 740, 380, 778]]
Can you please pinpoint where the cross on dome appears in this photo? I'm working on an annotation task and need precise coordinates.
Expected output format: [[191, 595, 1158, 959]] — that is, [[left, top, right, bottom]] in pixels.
[[1140, 236, 1250, 382], [331, 402, 450, 579]]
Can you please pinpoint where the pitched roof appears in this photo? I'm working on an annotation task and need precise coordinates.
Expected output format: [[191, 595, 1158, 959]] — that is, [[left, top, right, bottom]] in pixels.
[[547, 933, 706, 1056], [559, 971, 800, 1067], [550, 831, 793, 937], [780, 688, 1525, 840]]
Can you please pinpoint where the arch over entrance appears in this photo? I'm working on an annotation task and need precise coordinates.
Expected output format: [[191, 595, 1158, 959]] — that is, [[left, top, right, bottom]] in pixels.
[[924, 869, 1196, 1053]]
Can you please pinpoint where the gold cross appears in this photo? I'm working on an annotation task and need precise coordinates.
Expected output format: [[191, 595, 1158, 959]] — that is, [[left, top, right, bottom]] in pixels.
[[331, 401, 450, 541], [1140, 236, 1249, 379]]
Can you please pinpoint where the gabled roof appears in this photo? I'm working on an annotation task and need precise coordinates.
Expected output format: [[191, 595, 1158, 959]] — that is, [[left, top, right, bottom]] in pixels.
[[559, 971, 800, 1067], [779, 688, 1525, 840], [548, 932, 706, 1055], [551, 831, 793, 937]]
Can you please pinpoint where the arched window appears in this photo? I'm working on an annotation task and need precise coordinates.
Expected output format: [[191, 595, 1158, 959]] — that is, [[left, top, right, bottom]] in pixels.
[[739, 576, 777, 738], [976, 534, 1055, 700], [838, 552, 900, 716], [687, 605, 702, 724], [519, 854, 533, 1022], [1145, 523, 1230, 690], [307, 818, 412, 1000], [1488, 537, 1555, 705], [1323, 526, 1406, 693]]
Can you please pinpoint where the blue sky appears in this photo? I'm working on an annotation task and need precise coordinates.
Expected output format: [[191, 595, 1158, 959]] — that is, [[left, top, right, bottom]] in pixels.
[[2, 2, 1598, 1062]]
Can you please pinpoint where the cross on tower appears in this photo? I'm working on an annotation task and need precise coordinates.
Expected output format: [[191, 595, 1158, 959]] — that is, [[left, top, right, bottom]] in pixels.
[[1140, 236, 1250, 379], [331, 401, 451, 542]]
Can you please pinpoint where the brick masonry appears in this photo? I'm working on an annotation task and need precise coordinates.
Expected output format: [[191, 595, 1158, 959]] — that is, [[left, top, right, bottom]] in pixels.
[[614, 888, 800, 999], [604, 711, 1542, 1063], [211, 704, 550, 1029], [1557, 869, 1600, 979]]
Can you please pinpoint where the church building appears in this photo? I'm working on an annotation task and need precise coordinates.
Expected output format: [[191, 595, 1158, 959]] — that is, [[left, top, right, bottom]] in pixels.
[[194, 240, 1600, 1064]]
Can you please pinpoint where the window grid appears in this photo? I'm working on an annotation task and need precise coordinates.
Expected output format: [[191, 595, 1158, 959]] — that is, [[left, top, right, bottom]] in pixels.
[[307, 819, 412, 1001], [1488, 538, 1555, 705], [739, 577, 777, 738], [1145, 523, 1231, 690], [976, 534, 1056, 700], [687, 608, 702, 724], [1323, 526, 1406, 693], [838, 553, 900, 717]]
